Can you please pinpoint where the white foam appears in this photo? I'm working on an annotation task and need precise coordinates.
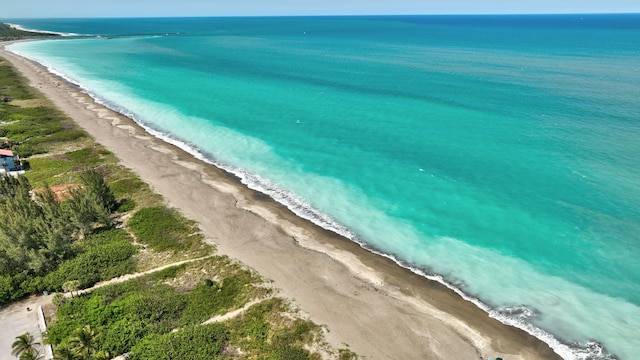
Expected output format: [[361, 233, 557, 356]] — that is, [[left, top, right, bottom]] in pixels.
[[6, 45, 85, 91], [123, 124, 619, 360], [369, 248, 618, 360]]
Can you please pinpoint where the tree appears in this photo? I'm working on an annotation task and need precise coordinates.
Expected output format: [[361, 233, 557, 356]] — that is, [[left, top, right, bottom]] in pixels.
[[0, 176, 74, 276], [68, 325, 99, 360], [0, 171, 118, 278], [18, 349, 43, 360], [93, 351, 110, 360], [52, 293, 66, 308], [79, 170, 116, 214], [62, 280, 80, 298], [32, 186, 74, 270], [11, 332, 40, 358], [0, 175, 27, 200], [66, 170, 116, 238], [53, 346, 78, 360]]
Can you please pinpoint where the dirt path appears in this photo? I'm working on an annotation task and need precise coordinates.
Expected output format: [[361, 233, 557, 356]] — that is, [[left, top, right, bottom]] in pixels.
[[202, 296, 274, 325], [71, 255, 213, 297]]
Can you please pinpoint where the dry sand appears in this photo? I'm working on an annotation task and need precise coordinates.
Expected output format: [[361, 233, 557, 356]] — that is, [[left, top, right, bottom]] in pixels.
[[1, 45, 562, 360]]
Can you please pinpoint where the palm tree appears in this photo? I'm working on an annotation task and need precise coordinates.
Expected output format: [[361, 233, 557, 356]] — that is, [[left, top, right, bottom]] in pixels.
[[11, 332, 40, 358], [53, 346, 78, 360], [18, 349, 43, 360], [62, 280, 80, 298], [68, 325, 99, 360], [93, 351, 110, 360]]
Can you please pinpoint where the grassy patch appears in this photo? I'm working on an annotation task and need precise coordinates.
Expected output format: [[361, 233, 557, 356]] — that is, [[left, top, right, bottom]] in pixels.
[[128, 206, 209, 254], [1, 61, 88, 160], [226, 298, 321, 359], [0, 103, 84, 153], [107, 172, 163, 211], [24, 146, 109, 186], [0, 60, 36, 99], [109, 176, 146, 197]]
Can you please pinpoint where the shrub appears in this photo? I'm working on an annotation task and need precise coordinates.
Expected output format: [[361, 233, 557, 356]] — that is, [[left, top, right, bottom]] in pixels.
[[64, 148, 99, 164], [42, 129, 85, 143], [13, 143, 45, 157], [0, 63, 35, 99], [127, 207, 201, 252], [0, 275, 15, 304], [43, 229, 136, 291], [52, 293, 66, 308], [115, 198, 136, 213], [108, 177, 145, 197], [271, 345, 312, 360], [100, 317, 148, 355], [128, 323, 229, 360], [179, 283, 223, 326]]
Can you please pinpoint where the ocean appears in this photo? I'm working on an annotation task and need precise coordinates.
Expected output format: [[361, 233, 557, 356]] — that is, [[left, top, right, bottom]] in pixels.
[[6, 15, 640, 359]]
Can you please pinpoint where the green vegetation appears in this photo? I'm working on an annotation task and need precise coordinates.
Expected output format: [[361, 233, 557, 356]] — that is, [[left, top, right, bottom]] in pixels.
[[0, 100, 83, 159], [67, 169, 117, 236], [22, 146, 113, 187], [0, 23, 58, 41], [0, 60, 139, 304], [46, 262, 320, 359], [41, 229, 137, 291], [11, 332, 41, 360], [0, 175, 84, 274], [226, 297, 321, 359], [0, 173, 134, 304], [107, 174, 162, 209], [128, 206, 203, 252], [68, 325, 102, 359], [0, 60, 36, 100], [128, 323, 228, 360]]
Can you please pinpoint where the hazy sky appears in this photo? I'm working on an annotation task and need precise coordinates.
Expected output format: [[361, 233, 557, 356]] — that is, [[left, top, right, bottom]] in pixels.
[[3, 0, 639, 18]]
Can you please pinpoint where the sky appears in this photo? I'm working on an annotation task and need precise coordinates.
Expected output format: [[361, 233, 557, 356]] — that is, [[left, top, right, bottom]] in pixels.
[[2, 0, 639, 18]]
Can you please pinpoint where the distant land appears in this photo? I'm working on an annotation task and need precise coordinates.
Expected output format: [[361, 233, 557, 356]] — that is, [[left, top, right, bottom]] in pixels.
[[0, 23, 58, 40]]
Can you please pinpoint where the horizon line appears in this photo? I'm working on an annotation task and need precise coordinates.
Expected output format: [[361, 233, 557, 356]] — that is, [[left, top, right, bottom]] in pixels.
[[3, 11, 640, 20]]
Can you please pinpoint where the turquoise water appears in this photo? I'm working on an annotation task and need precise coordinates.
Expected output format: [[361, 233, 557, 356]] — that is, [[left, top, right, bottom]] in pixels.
[[7, 15, 640, 359]]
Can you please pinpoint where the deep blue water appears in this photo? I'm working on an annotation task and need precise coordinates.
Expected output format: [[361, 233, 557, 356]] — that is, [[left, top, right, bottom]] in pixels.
[[7, 15, 640, 359]]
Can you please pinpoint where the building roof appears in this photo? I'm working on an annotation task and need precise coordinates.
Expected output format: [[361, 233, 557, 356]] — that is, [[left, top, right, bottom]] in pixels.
[[0, 149, 14, 157]]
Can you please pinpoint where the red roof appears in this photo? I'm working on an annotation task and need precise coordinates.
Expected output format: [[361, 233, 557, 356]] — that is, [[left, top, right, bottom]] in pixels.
[[0, 149, 13, 157]]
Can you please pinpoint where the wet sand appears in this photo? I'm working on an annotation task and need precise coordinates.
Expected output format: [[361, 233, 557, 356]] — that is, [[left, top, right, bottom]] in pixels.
[[1, 45, 562, 360]]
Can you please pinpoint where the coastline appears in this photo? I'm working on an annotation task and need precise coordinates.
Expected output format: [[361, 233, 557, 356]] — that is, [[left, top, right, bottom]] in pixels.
[[0, 44, 562, 360]]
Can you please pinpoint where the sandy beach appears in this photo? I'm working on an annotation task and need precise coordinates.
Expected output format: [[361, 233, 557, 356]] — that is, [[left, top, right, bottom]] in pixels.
[[1, 44, 562, 360]]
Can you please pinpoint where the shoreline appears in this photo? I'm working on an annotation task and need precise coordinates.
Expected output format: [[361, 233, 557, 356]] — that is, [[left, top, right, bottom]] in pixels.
[[1, 44, 562, 360]]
